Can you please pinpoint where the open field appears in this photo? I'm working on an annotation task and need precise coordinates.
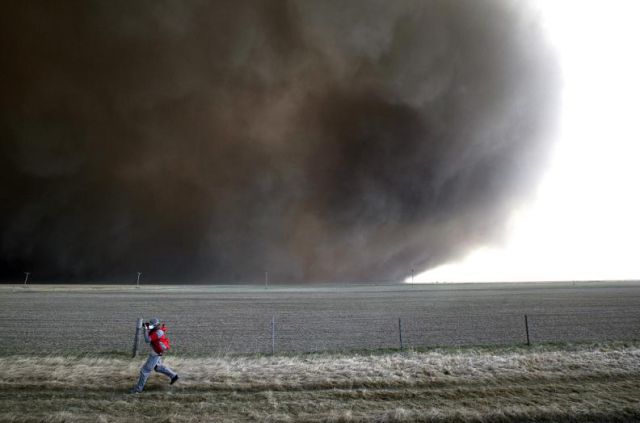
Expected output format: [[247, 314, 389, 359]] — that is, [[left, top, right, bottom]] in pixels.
[[1, 342, 640, 422], [1, 282, 639, 355], [2, 283, 640, 421]]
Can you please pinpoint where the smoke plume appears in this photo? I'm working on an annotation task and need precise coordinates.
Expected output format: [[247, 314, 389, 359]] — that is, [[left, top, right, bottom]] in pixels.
[[0, 0, 558, 283]]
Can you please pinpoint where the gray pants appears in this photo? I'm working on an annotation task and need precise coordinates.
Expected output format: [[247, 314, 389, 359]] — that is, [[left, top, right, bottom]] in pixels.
[[134, 354, 177, 392]]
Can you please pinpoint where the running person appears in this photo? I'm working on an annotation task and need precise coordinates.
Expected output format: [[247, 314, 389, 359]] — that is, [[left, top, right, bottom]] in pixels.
[[130, 318, 179, 393]]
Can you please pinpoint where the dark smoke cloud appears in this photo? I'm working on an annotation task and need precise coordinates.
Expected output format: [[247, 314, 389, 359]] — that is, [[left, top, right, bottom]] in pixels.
[[0, 0, 558, 283]]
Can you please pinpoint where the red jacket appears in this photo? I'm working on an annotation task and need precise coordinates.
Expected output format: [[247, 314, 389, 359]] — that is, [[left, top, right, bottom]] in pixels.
[[148, 325, 171, 355]]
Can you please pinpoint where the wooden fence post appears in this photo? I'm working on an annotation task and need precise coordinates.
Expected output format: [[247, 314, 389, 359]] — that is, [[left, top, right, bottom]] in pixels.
[[132, 318, 143, 358], [271, 316, 276, 354], [524, 314, 531, 346], [398, 318, 404, 350]]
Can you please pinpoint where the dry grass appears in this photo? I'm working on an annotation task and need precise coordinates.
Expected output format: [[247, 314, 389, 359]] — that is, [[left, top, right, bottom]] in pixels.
[[1, 342, 640, 422]]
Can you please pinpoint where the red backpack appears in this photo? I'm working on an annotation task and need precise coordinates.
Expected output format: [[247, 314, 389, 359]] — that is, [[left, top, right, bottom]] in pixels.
[[150, 324, 171, 354]]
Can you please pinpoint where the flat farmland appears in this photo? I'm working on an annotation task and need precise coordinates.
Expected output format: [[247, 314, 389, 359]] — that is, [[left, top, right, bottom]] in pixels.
[[1, 281, 640, 355]]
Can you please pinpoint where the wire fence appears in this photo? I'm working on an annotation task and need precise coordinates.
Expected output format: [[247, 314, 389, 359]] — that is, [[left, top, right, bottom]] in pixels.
[[2, 285, 640, 356], [3, 311, 639, 356], [126, 311, 640, 356]]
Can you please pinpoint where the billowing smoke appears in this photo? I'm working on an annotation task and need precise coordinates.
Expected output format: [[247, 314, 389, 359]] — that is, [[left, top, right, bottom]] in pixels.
[[0, 0, 558, 283]]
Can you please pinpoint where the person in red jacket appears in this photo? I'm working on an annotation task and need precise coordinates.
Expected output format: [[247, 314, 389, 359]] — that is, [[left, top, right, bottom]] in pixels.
[[130, 318, 179, 393]]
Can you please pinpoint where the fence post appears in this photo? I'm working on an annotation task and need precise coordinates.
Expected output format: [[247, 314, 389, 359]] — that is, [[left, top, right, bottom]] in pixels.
[[524, 314, 531, 346], [398, 318, 404, 351], [271, 316, 276, 354], [132, 318, 143, 358]]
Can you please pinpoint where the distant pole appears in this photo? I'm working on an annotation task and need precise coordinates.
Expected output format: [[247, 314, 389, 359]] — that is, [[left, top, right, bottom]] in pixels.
[[398, 318, 404, 350], [136, 272, 142, 288], [411, 269, 415, 285], [524, 314, 531, 346], [265, 271, 269, 289], [24, 272, 30, 286], [271, 316, 276, 354]]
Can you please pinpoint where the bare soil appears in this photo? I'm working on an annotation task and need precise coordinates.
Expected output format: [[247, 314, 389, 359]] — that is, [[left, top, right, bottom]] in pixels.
[[1, 282, 639, 355]]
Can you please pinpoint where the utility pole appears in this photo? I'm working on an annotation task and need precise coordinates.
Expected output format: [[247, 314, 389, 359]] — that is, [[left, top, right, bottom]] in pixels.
[[411, 268, 415, 285], [24, 272, 30, 286], [136, 272, 142, 288]]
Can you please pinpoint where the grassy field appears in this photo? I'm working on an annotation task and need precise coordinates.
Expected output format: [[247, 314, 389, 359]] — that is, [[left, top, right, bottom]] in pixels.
[[0, 343, 640, 422], [1, 282, 640, 355], [2, 284, 640, 421], [1, 341, 640, 422]]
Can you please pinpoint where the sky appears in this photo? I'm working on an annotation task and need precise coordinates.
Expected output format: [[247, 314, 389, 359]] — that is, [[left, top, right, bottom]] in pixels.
[[1, 1, 559, 283], [415, 0, 640, 282]]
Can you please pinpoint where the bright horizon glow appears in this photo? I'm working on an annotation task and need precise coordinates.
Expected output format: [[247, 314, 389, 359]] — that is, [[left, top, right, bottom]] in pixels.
[[413, 0, 640, 283]]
